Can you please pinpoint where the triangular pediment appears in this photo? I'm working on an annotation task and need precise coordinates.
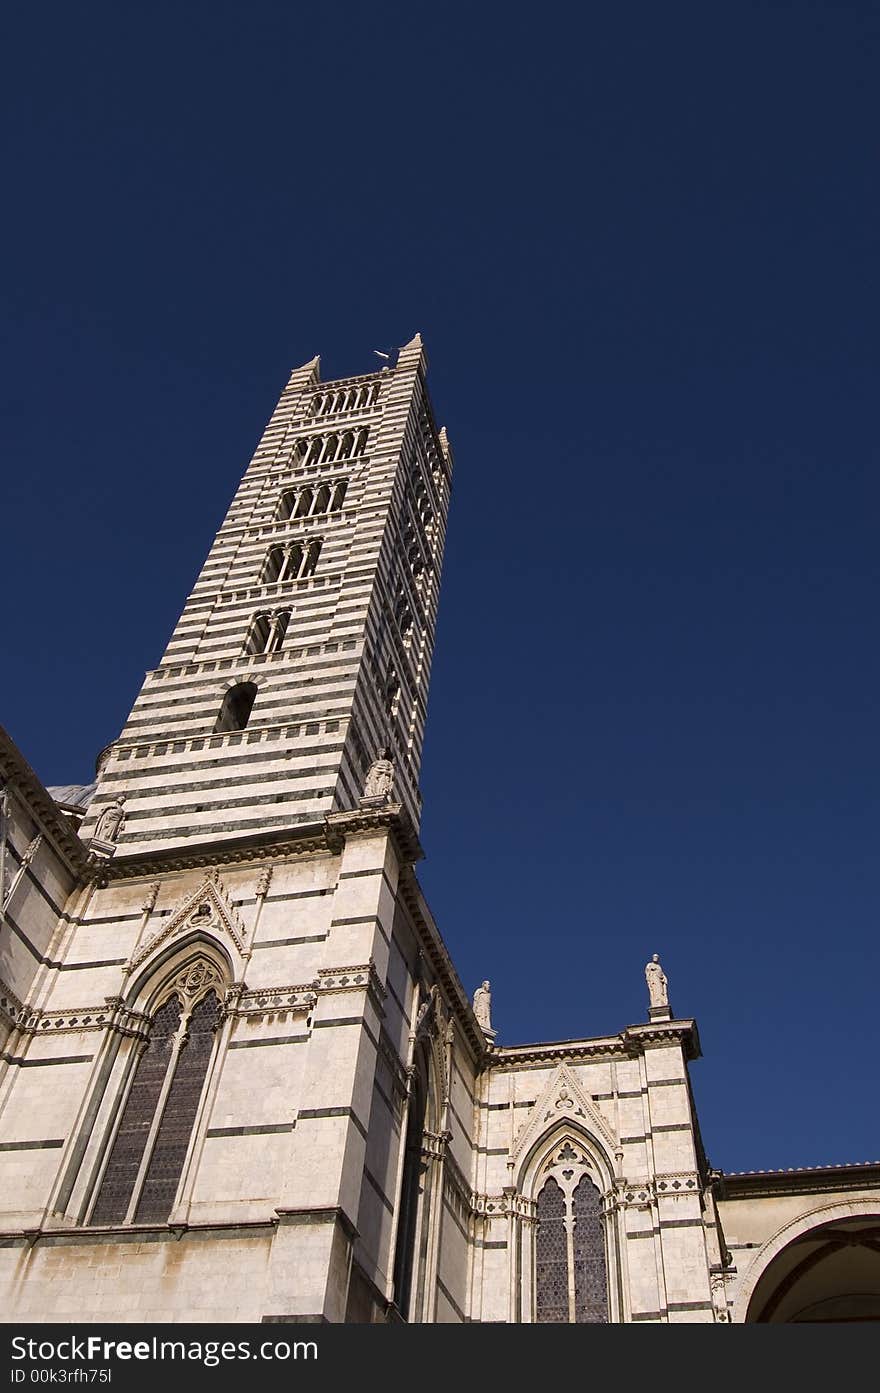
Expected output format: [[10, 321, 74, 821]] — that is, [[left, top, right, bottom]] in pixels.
[[129, 872, 245, 972], [510, 1062, 617, 1165]]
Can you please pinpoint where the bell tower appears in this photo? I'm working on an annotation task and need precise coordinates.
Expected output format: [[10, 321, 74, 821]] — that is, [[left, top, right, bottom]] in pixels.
[[80, 333, 452, 856]]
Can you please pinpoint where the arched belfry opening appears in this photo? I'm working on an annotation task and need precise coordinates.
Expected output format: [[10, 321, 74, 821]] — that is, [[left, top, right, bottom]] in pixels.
[[214, 682, 257, 733]]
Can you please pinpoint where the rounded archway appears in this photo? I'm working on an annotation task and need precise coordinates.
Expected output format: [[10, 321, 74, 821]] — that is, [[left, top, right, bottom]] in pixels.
[[741, 1209, 880, 1322]]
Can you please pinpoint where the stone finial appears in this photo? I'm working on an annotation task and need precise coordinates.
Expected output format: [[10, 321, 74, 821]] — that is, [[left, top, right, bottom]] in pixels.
[[396, 333, 427, 370], [645, 954, 671, 1020], [141, 882, 160, 915], [292, 354, 320, 375]]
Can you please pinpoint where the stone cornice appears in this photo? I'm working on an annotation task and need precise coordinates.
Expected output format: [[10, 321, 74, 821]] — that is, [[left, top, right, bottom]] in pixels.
[[89, 823, 334, 882], [488, 1019, 701, 1069], [324, 804, 423, 865], [0, 726, 90, 876], [81, 805, 424, 885], [623, 1020, 702, 1060], [715, 1161, 880, 1201], [396, 866, 487, 1063]]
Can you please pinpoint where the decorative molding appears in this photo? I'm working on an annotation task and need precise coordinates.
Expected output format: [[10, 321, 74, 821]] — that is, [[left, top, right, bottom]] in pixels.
[[229, 984, 317, 1022], [129, 874, 246, 972], [0, 978, 25, 1029], [396, 868, 486, 1062], [420, 1128, 450, 1164], [710, 1269, 732, 1323], [169, 958, 222, 1003], [141, 882, 160, 914], [0, 728, 90, 876], [654, 1171, 700, 1196], [618, 1182, 653, 1209], [15, 996, 151, 1042], [324, 804, 423, 865], [510, 1062, 618, 1166], [377, 1027, 409, 1108], [491, 1019, 701, 1069], [81, 827, 333, 882], [472, 1190, 536, 1221], [316, 961, 386, 1011]]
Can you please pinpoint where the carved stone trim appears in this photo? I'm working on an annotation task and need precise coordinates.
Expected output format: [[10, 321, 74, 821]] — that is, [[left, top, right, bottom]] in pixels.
[[472, 1190, 536, 1221], [618, 1181, 653, 1208], [324, 804, 423, 864], [316, 961, 386, 1007], [710, 1268, 733, 1323], [510, 1062, 618, 1166], [0, 977, 25, 1028], [654, 1172, 700, 1196], [232, 984, 317, 1021], [141, 882, 160, 914], [82, 827, 333, 882], [378, 1027, 409, 1109], [129, 874, 246, 972], [168, 958, 222, 1004], [420, 1128, 450, 1164], [4, 991, 152, 1040]]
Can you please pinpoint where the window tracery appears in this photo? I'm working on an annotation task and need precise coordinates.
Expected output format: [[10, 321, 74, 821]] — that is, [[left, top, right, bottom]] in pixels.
[[89, 959, 224, 1227], [533, 1136, 609, 1323]]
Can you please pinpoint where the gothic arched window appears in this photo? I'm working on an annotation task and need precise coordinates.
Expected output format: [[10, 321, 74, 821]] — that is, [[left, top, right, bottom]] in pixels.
[[533, 1137, 609, 1323], [89, 965, 223, 1226], [393, 1066, 427, 1318]]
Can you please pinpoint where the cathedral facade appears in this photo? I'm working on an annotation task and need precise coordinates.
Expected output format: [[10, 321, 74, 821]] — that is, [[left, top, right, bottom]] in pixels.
[[1, 338, 877, 1324]]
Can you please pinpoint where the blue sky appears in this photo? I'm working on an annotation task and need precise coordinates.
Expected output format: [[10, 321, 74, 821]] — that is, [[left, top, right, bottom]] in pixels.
[[3, 2, 878, 1173]]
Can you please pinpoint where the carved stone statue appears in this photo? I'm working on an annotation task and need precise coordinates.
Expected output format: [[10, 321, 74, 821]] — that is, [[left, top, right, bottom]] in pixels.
[[363, 750, 394, 801], [415, 984, 438, 1035], [473, 980, 492, 1032], [645, 954, 668, 1009], [94, 796, 125, 844]]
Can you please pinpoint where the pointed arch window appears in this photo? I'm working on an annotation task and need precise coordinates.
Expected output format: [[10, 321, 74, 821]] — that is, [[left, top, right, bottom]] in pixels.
[[393, 1064, 427, 1318], [533, 1138, 609, 1323], [89, 964, 223, 1226]]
